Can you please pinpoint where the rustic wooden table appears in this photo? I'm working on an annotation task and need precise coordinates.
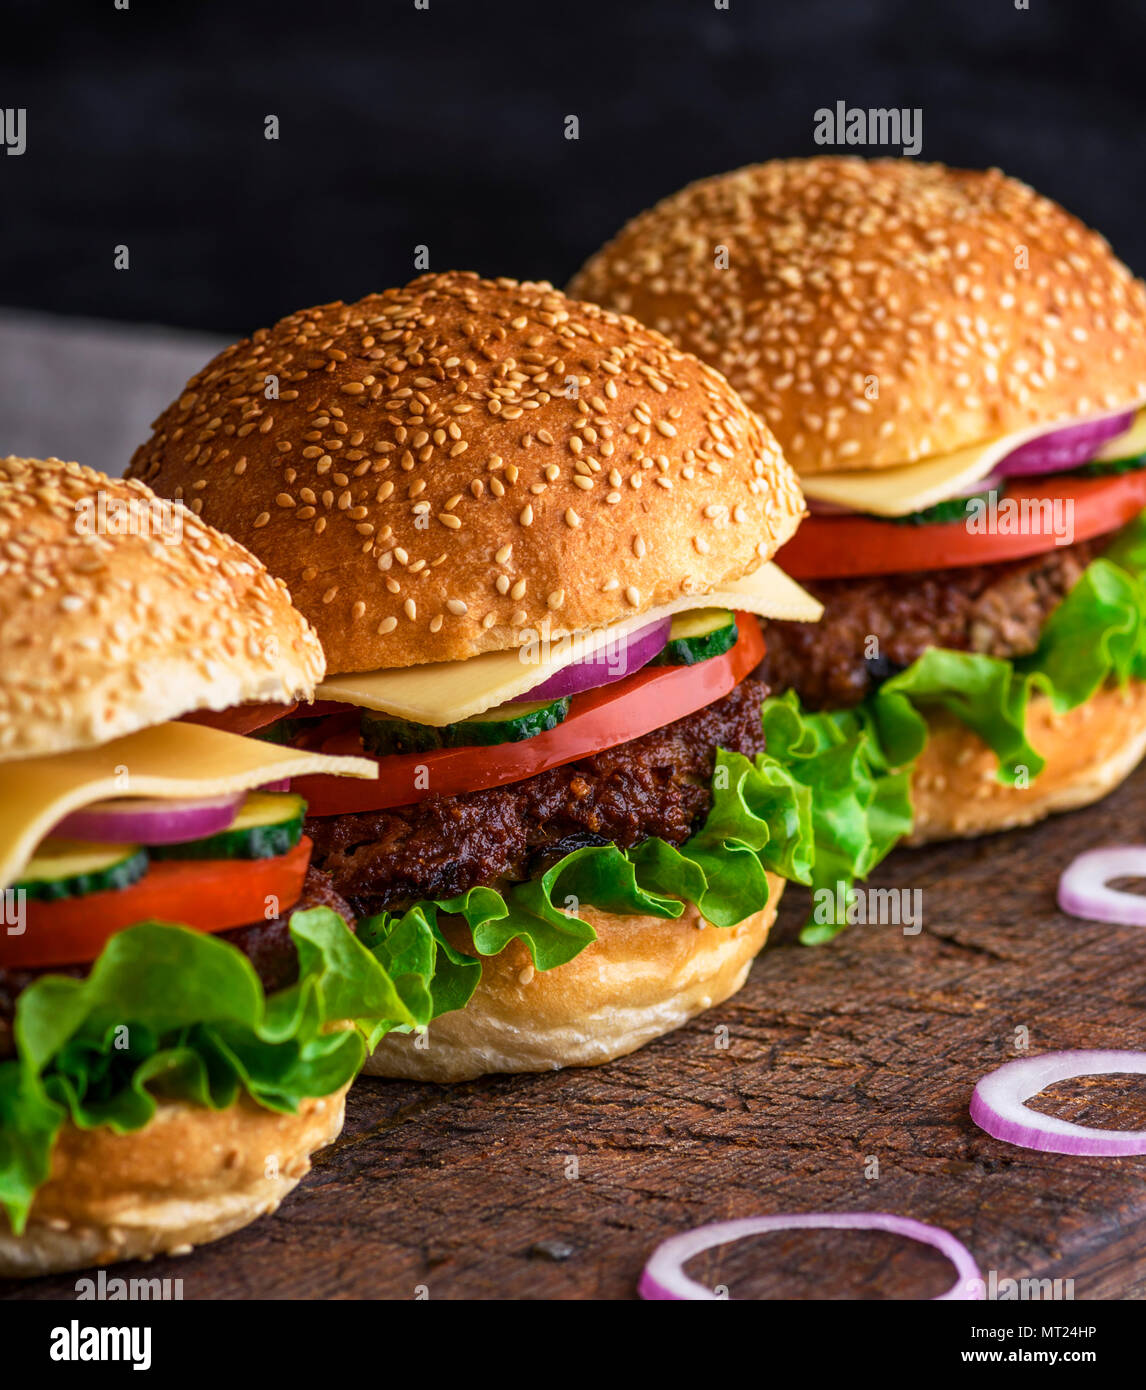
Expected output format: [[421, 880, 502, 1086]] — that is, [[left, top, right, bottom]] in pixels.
[[5, 761, 1146, 1301]]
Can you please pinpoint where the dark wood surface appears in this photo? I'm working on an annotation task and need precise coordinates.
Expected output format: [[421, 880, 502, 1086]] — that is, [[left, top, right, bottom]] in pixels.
[[6, 763, 1146, 1301]]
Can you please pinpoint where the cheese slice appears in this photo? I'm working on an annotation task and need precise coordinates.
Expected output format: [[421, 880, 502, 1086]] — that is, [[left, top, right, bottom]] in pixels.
[[0, 721, 378, 889], [317, 561, 822, 726], [1094, 409, 1146, 462], [802, 406, 1145, 518]]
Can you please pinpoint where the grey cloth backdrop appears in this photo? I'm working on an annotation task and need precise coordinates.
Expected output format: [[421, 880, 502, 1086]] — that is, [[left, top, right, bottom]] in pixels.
[[0, 311, 224, 478]]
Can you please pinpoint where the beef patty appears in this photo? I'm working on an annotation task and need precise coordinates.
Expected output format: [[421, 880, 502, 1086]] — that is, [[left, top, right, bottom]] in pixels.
[[757, 537, 1103, 710], [305, 678, 769, 918], [0, 865, 354, 1059]]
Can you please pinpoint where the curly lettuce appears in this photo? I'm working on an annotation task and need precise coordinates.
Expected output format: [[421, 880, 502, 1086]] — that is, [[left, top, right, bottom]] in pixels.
[[356, 746, 816, 1034], [0, 908, 415, 1234], [765, 509, 1146, 942]]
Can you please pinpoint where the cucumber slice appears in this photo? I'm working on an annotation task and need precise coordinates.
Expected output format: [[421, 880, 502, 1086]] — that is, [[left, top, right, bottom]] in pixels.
[[361, 696, 571, 755], [254, 717, 307, 745], [15, 839, 148, 901], [150, 791, 306, 861], [892, 489, 1002, 527], [651, 609, 738, 666], [1077, 451, 1146, 477]]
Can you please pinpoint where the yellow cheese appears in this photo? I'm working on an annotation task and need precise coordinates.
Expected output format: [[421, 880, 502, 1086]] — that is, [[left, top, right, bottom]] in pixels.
[[1094, 409, 1146, 461], [802, 407, 1144, 517], [0, 722, 378, 889], [317, 561, 822, 725]]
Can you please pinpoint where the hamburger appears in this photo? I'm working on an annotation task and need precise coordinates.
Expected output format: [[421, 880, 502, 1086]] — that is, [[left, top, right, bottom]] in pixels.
[[570, 159, 1146, 886], [126, 271, 870, 1082], [0, 458, 417, 1277]]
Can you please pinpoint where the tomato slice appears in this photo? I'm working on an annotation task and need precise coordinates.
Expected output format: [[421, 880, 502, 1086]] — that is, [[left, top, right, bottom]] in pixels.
[[292, 613, 766, 815], [180, 700, 299, 736], [2, 838, 313, 970], [778, 472, 1146, 580]]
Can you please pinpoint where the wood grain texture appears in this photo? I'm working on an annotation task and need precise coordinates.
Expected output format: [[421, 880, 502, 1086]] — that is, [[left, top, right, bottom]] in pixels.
[[5, 762, 1146, 1301]]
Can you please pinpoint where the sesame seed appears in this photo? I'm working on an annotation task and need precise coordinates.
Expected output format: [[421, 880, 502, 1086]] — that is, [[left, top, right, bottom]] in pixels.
[[446, 598, 468, 615], [377, 616, 397, 635]]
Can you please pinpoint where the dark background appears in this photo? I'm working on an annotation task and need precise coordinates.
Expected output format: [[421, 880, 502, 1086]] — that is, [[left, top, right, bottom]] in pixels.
[[1, 0, 1143, 336]]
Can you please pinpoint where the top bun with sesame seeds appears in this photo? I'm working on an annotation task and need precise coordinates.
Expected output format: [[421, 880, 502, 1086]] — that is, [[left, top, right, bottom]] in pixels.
[[0, 456, 326, 762], [126, 272, 805, 674], [568, 158, 1146, 475]]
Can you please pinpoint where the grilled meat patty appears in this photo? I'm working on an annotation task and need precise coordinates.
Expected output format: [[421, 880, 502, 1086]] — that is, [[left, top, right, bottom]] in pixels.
[[0, 865, 355, 1058], [305, 679, 770, 917], [757, 537, 1103, 710]]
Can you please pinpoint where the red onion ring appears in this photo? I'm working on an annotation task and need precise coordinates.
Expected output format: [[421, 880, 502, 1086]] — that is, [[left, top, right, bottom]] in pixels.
[[52, 793, 243, 845], [994, 411, 1135, 478], [639, 1212, 983, 1301], [970, 1050, 1146, 1156], [1057, 845, 1146, 926], [525, 618, 670, 701]]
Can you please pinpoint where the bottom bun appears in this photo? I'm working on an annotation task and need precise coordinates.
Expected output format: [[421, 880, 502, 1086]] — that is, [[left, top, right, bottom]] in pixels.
[[0, 1087, 348, 1278], [908, 681, 1146, 844], [364, 878, 783, 1083]]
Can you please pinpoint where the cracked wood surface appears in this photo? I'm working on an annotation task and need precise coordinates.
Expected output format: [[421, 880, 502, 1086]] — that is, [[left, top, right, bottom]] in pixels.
[[5, 762, 1146, 1301]]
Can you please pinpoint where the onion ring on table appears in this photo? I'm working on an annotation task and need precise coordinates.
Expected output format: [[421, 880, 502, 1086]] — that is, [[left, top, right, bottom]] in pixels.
[[638, 1212, 983, 1301], [970, 1051, 1146, 1157]]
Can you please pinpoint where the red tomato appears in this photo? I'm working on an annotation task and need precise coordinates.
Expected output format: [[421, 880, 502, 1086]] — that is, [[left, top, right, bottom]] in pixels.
[[181, 701, 299, 736], [293, 613, 766, 815], [779, 472, 1146, 580], [3, 838, 313, 970]]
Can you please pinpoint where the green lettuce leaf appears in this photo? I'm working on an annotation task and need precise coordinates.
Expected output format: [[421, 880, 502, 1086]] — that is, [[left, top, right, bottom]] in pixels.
[[759, 693, 915, 944], [356, 746, 816, 1026], [0, 908, 415, 1234], [767, 509, 1146, 942]]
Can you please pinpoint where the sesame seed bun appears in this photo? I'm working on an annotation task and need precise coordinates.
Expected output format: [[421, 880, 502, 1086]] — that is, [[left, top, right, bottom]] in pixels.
[[363, 886, 781, 1083], [568, 158, 1146, 475], [127, 272, 805, 674], [0, 1087, 347, 1277], [907, 682, 1146, 843], [0, 457, 326, 763]]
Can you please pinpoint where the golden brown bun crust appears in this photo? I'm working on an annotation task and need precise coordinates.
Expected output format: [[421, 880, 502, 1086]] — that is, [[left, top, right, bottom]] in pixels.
[[569, 159, 1146, 475], [127, 272, 805, 673], [0, 1089, 347, 1278], [908, 683, 1146, 843], [364, 884, 782, 1082], [0, 457, 326, 762]]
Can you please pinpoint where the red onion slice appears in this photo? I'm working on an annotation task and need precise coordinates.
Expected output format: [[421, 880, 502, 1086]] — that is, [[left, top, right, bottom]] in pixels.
[[971, 1050, 1146, 1156], [1057, 845, 1146, 926], [525, 618, 670, 701], [52, 793, 244, 845], [639, 1212, 983, 1301], [994, 411, 1135, 478]]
